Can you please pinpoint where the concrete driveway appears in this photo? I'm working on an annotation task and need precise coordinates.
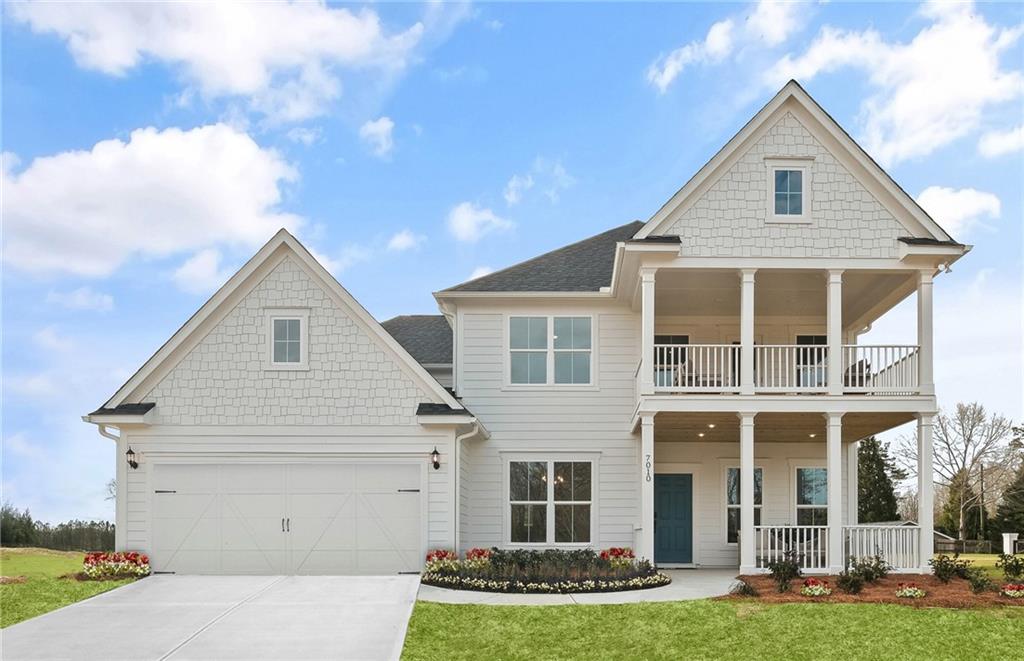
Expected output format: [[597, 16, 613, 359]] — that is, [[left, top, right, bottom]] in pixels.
[[1, 575, 420, 661]]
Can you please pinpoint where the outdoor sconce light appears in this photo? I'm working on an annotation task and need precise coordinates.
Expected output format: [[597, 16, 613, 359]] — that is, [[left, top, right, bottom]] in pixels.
[[126, 446, 139, 470], [430, 447, 441, 470]]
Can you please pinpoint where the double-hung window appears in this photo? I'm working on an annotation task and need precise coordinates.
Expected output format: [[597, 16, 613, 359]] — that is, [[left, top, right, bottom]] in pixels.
[[509, 316, 592, 385], [795, 467, 828, 525], [509, 460, 593, 544], [726, 467, 762, 544]]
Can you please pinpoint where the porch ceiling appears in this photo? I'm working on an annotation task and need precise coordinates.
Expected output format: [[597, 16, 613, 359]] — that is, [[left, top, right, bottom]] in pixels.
[[654, 411, 916, 444]]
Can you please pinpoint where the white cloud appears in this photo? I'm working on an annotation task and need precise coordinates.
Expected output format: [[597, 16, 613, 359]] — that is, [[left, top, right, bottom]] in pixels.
[[745, 0, 801, 47], [469, 266, 494, 280], [503, 173, 534, 206], [172, 249, 234, 294], [916, 186, 1001, 238], [5, 373, 59, 398], [359, 116, 395, 157], [504, 157, 575, 206], [4, 433, 45, 460], [767, 2, 1024, 165], [335, 244, 374, 272], [446, 202, 513, 242], [33, 326, 75, 353], [46, 286, 114, 311], [386, 229, 425, 252], [2, 124, 301, 277], [978, 124, 1024, 158], [648, 19, 734, 93], [9, 2, 426, 123], [286, 126, 323, 146]]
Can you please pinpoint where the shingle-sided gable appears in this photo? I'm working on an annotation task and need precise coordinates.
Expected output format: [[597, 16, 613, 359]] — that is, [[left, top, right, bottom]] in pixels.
[[664, 111, 908, 258], [144, 256, 437, 426]]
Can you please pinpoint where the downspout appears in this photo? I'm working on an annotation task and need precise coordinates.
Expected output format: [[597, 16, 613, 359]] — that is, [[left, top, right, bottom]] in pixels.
[[452, 421, 481, 553], [96, 423, 120, 442]]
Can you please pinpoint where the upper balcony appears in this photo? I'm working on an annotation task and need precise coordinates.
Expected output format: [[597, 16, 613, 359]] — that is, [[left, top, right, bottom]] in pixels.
[[636, 266, 935, 400]]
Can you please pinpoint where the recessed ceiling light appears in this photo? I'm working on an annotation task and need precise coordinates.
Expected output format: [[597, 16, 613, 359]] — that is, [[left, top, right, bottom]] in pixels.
[[698, 432, 705, 438], [809, 433, 817, 438], [708, 424, 716, 429]]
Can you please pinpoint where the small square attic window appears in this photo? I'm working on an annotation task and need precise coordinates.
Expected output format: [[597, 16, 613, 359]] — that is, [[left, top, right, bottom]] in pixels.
[[774, 169, 803, 215], [765, 158, 813, 223], [266, 308, 309, 370]]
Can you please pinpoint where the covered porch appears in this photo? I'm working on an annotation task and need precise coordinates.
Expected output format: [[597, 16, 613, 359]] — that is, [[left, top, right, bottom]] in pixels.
[[635, 409, 935, 574]]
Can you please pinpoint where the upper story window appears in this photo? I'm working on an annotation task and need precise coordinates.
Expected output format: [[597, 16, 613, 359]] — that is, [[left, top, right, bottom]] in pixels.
[[509, 316, 592, 385], [774, 170, 803, 215], [266, 308, 309, 370], [765, 158, 812, 223]]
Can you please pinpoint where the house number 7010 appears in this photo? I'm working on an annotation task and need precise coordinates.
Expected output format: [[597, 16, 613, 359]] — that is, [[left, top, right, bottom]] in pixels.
[[645, 454, 652, 482]]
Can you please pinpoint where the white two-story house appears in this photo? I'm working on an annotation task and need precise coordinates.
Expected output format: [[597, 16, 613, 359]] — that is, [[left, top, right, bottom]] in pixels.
[[87, 81, 968, 576]]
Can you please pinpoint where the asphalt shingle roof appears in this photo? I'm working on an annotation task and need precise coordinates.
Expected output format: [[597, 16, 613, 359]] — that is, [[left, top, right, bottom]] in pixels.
[[442, 221, 645, 292], [381, 315, 453, 365]]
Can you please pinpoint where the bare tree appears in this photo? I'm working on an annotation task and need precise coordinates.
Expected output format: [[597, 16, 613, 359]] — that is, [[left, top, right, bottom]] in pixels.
[[896, 402, 1013, 540], [897, 488, 918, 522], [105, 478, 116, 502]]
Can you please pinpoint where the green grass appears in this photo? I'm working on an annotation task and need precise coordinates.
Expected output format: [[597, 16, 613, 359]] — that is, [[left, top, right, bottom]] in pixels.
[[403, 600, 1024, 661], [0, 548, 134, 628], [952, 553, 1006, 581]]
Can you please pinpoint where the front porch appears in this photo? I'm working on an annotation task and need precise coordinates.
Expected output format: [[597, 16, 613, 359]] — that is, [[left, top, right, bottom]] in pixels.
[[636, 410, 935, 575]]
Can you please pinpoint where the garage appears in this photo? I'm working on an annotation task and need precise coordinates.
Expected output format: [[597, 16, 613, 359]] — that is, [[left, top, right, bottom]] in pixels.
[[150, 461, 425, 575]]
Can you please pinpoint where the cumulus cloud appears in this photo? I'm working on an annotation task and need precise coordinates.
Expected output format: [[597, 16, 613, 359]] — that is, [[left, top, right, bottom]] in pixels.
[[504, 158, 575, 206], [2, 124, 301, 277], [8, 1, 426, 123], [767, 2, 1023, 165], [4, 433, 45, 460], [46, 287, 114, 311], [446, 202, 513, 242], [648, 19, 734, 93], [359, 116, 395, 157], [386, 229, 425, 252], [916, 186, 1001, 238], [286, 126, 323, 146], [503, 173, 534, 206], [745, 0, 801, 47], [33, 326, 74, 352], [978, 124, 1024, 158], [469, 266, 495, 280], [172, 248, 234, 294]]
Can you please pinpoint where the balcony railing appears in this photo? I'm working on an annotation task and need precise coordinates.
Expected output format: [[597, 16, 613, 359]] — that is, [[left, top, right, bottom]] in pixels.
[[754, 525, 830, 571], [648, 343, 920, 395], [844, 525, 921, 571]]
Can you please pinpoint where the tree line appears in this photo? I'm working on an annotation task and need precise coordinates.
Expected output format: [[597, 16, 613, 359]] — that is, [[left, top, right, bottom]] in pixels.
[[1, 503, 115, 552]]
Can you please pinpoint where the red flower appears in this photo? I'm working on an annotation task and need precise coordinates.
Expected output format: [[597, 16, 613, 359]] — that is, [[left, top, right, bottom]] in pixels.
[[465, 548, 491, 561], [425, 549, 457, 562]]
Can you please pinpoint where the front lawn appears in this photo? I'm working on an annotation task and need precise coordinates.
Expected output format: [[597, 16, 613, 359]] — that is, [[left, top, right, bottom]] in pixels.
[[0, 547, 134, 627], [403, 600, 1024, 661], [952, 553, 1005, 581]]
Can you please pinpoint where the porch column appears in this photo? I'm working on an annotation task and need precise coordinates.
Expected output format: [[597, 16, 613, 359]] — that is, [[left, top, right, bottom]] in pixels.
[[826, 412, 844, 571], [640, 269, 656, 395], [917, 414, 935, 570], [827, 270, 844, 395], [847, 440, 860, 525], [640, 414, 655, 562], [739, 269, 756, 395], [917, 270, 934, 395], [739, 412, 756, 573]]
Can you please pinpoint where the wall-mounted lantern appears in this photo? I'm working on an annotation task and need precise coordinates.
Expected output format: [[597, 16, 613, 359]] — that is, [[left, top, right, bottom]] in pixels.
[[430, 447, 441, 470], [126, 446, 139, 470]]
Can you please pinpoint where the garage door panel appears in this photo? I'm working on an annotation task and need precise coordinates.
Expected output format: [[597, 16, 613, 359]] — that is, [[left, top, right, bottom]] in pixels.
[[153, 514, 221, 552], [221, 465, 285, 492], [292, 551, 357, 575], [355, 518, 420, 550], [221, 517, 287, 552], [288, 493, 355, 519], [154, 464, 219, 493], [153, 493, 215, 519], [157, 550, 222, 574], [290, 518, 357, 550], [357, 550, 418, 574], [287, 464, 357, 492], [355, 464, 419, 491], [223, 493, 285, 519], [220, 550, 287, 574]]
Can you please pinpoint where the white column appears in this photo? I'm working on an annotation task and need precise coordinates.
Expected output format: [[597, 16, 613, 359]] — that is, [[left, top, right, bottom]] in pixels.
[[740, 269, 756, 395], [846, 439, 860, 526], [640, 414, 655, 562], [640, 269, 656, 395], [827, 270, 844, 395], [918, 414, 935, 570], [826, 412, 844, 571], [917, 270, 934, 395], [739, 412, 756, 573]]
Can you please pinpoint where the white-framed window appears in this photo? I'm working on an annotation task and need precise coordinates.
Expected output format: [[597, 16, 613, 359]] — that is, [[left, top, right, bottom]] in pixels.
[[794, 466, 828, 525], [508, 316, 593, 386], [508, 459, 593, 545], [726, 467, 763, 544], [265, 308, 309, 370], [765, 158, 812, 223]]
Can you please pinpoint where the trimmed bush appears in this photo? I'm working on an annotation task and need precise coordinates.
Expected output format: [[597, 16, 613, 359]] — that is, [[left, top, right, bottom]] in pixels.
[[996, 554, 1024, 581], [836, 569, 865, 594], [848, 554, 891, 583], [965, 566, 993, 594], [929, 554, 973, 583], [765, 551, 802, 593]]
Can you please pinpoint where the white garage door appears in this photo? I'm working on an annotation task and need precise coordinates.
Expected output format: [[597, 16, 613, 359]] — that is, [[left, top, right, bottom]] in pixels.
[[151, 462, 423, 575]]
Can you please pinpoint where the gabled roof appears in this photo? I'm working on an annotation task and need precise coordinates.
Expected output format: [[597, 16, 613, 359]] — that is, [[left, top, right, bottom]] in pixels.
[[382, 315, 452, 365], [94, 229, 465, 414], [635, 80, 957, 244], [441, 221, 644, 293]]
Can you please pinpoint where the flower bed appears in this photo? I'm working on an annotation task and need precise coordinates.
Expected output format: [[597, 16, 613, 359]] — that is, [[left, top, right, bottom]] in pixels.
[[420, 547, 670, 594], [1001, 584, 1024, 599], [895, 582, 926, 599], [800, 577, 832, 597], [81, 552, 150, 580]]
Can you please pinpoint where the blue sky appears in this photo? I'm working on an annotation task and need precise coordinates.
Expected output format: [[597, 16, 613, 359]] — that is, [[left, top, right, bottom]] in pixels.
[[3, 1, 1022, 522]]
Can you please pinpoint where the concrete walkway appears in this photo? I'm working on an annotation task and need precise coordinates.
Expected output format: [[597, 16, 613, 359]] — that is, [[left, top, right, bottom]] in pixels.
[[2, 575, 420, 661], [416, 569, 737, 605]]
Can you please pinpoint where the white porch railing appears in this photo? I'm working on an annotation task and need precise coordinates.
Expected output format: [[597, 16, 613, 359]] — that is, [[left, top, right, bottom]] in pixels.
[[754, 525, 830, 571], [754, 345, 828, 393], [842, 345, 919, 394], [653, 344, 740, 392], [844, 525, 921, 571]]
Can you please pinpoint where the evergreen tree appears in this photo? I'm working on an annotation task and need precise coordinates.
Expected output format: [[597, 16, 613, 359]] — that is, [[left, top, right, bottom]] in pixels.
[[993, 462, 1024, 536], [858, 437, 906, 523]]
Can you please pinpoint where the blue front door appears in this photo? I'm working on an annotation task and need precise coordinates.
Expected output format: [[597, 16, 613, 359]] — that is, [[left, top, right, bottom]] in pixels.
[[654, 474, 693, 564]]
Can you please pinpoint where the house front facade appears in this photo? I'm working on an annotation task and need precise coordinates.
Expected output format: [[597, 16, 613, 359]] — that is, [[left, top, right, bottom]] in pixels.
[[87, 82, 968, 576]]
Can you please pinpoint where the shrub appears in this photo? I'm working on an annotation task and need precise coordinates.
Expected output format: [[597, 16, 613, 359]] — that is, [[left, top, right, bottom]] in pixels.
[[996, 554, 1024, 581], [729, 579, 758, 597], [895, 582, 926, 599], [836, 569, 865, 594], [848, 554, 891, 583], [1000, 583, 1024, 598], [799, 577, 832, 597], [965, 566, 993, 594], [599, 547, 636, 569], [929, 554, 972, 583], [424, 549, 459, 573], [82, 552, 149, 579], [765, 551, 802, 593]]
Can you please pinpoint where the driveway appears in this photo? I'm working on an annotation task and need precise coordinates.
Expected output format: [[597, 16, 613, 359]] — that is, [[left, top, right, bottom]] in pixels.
[[2, 575, 420, 661]]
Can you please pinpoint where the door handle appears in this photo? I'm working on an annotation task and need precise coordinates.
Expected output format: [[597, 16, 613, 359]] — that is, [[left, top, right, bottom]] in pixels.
[[282, 518, 285, 532], [286, 518, 290, 532]]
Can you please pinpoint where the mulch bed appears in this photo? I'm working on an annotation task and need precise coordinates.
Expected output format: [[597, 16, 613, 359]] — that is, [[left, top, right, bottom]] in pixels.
[[59, 572, 143, 582], [722, 574, 1023, 608]]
